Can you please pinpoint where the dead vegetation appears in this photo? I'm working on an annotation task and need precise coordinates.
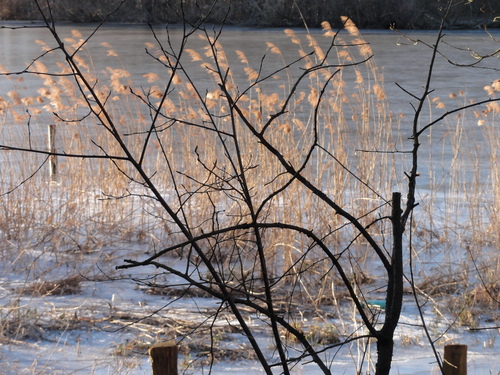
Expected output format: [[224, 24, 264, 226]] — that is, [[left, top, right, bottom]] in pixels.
[[16, 275, 84, 296], [0, 2, 499, 373]]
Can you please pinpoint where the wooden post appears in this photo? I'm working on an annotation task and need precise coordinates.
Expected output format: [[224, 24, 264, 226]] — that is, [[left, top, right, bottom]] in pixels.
[[48, 125, 57, 182], [443, 344, 467, 375], [149, 341, 177, 375]]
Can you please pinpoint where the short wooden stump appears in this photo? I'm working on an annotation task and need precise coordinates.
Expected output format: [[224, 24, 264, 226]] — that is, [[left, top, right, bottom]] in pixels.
[[149, 341, 178, 375], [443, 344, 467, 375]]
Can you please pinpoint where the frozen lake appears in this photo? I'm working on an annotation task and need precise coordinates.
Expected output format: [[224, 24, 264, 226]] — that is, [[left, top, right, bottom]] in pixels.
[[0, 20, 499, 374]]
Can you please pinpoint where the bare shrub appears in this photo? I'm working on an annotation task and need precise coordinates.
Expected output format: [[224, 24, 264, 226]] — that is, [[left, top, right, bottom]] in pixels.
[[0, 0, 499, 374]]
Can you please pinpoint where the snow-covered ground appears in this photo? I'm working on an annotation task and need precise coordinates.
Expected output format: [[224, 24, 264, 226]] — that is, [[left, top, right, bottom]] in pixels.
[[1, 242, 499, 375]]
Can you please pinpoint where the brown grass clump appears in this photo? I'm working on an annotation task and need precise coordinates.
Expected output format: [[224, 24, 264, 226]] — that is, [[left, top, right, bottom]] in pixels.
[[417, 272, 467, 297], [468, 283, 500, 308], [16, 275, 83, 296]]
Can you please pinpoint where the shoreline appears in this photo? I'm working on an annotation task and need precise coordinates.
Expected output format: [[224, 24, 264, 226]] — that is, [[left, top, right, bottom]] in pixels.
[[0, 0, 498, 30]]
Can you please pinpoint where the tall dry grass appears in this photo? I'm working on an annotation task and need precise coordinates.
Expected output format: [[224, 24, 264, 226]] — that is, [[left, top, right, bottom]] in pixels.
[[0, 21, 498, 316]]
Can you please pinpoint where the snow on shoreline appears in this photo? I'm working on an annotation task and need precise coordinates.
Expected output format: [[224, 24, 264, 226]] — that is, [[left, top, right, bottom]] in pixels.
[[2, 251, 500, 374]]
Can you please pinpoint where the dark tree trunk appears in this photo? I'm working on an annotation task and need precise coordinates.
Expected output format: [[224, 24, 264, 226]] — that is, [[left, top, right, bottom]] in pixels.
[[375, 192, 404, 375], [375, 336, 395, 375]]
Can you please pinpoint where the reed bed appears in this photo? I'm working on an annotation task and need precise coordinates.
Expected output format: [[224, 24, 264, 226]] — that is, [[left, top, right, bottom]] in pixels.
[[0, 21, 499, 370]]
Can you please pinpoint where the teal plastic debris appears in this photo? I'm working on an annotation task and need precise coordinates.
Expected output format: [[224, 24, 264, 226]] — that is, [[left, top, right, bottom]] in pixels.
[[365, 300, 386, 309]]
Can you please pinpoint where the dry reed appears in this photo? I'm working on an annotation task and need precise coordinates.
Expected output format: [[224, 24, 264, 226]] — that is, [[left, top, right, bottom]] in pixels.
[[0, 21, 499, 372]]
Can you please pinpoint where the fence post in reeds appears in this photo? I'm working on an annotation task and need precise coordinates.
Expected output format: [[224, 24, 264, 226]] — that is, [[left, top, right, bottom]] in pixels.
[[149, 341, 178, 375], [48, 124, 57, 182], [443, 344, 467, 375]]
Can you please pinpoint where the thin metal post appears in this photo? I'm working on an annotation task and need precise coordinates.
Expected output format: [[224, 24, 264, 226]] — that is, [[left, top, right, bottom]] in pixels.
[[48, 124, 57, 182]]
